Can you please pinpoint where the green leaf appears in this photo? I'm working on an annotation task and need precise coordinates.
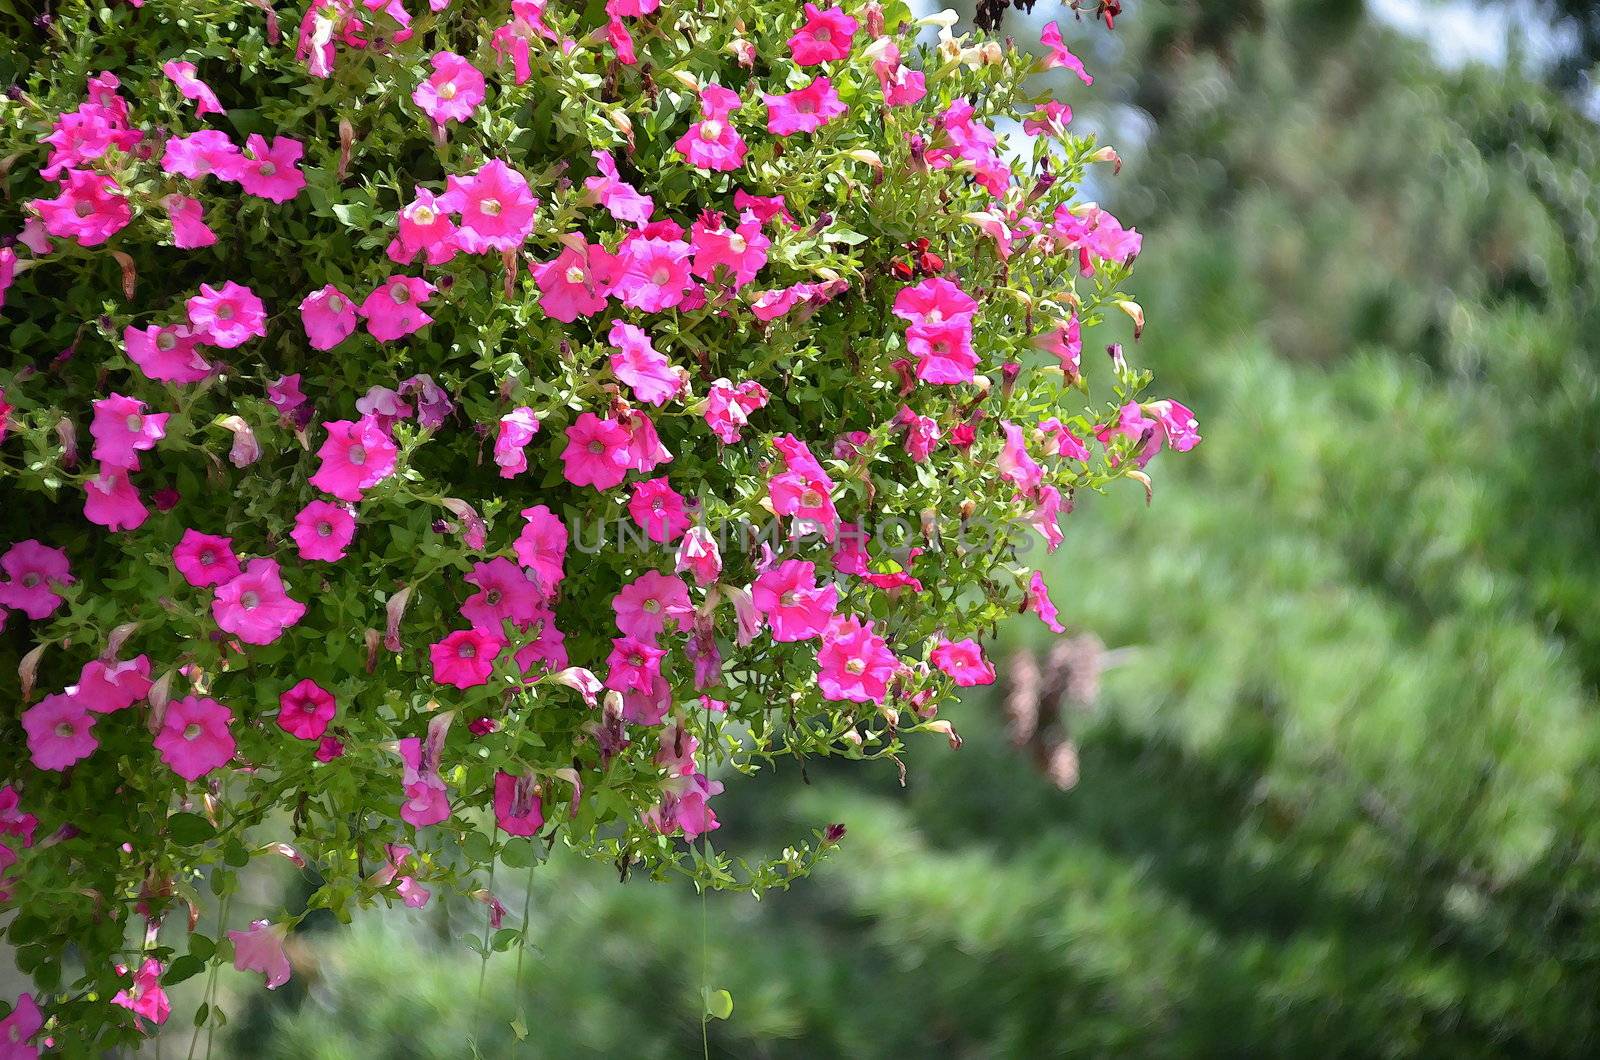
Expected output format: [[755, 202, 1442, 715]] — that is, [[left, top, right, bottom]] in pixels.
[[167, 813, 216, 845], [703, 988, 734, 1021], [164, 955, 205, 986]]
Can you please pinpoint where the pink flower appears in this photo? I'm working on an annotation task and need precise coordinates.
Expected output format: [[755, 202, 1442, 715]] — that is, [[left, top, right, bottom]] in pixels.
[[763, 77, 846, 136], [789, 4, 857, 65], [310, 417, 398, 501], [493, 407, 541, 479], [754, 560, 839, 642], [907, 320, 978, 384], [896, 406, 941, 462], [605, 636, 666, 695], [702, 379, 770, 443], [1039, 417, 1090, 461], [1148, 399, 1202, 453], [300, 285, 360, 350], [29, 170, 131, 247], [832, 523, 871, 575], [816, 615, 898, 703], [873, 42, 926, 107], [124, 324, 212, 383], [461, 557, 543, 631], [930, 637, 995, 686], [608, 320, 682, 405], [413, 51, 485, 124], [1026, 483, 1065, 553], [513, 505, 567, 591], [768, 435, 839, 541], [0, 249, 14, 313], [236, 134, 306, 203], [628, 477, 692, 542], [90, 393, 168, 470], [674, 85, 747, 172], [172, 529, 240, 588], [278, 678, 337, 740], [691, 213, 769, 289], [613, 570, 691, 641], [584, 150, 654, 225], [75, 655, 152, 714], [111, 959, 170, 1026], [213, 558, 306, 645], [606, 0, 657, 14], [164, 193, 217, 248], [1026, 570, 1066, 633], [389, 187, 459, 265], [161, 129, 241, 181], [315, 735, 345, 762], [442, 159, 537, 252], [893, 277, 977, 325], [1040, 21, 1093, 84], [22, 692, 97, 771], [83, 466, 148, 532], [616, 409, 672, 475], [615, 237, 693, 312], [227, 921, 292, 989], [644, 771, 723, 839], [998, 421, 1043, 495], [430, 628, 504, 688], [605, 15, 637, 63], [398, 728, 452, 824], [0, 993, 42, 1054], [361, 275, 435, 342], [533, 242, 616, 322], [494, 772, 545, 836], [186, 281, 267, 348], [675, 526, 722, 587], [161, 60, 225, 117], [291, 500, 357, 561], [154, 695, 235, 780], [561, 412, 631, 490], [1034, 316, 1081, 378], [1023, 100, 1073, 138]]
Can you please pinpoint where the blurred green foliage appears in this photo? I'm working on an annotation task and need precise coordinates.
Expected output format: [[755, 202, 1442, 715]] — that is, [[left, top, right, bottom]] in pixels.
[[234, 2, 1600, 1055]]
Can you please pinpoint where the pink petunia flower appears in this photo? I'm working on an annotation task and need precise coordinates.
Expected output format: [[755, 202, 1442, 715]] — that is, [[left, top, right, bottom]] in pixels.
[[83, 466, 148, 532], [816, 615, 898, 702], [186, 281, 267, 348], [236, 135, 306, 203], [584, 150, 654, 225], [493, 407, 541, 479], [612, 570, 691, 641], [75, 654, 153, 714], [607, 320, 682, 405], [0, 993, 42, 1053], [763, 77, 846, 136], [627, 477, 692, 543], [561, 412, 631, 490], [605, 636, 666, 695], [399, 719, 453, 822], [461, 557, 543, 632], [300, 285, 360, 350], [441, 159, 537, 252], [893, 277, 977, 325], [309, 417, 398, 501], [513, 505, 567, 591], [90, 393, 168, 470], [212, 558, 306, 645], [930, 637, 996, 686], [753, 559, 839, 642], [907, 320, 978, 384], [1040, 21, 1093, 84], [22, 692, 98, 771], [674, 525, 722, 587], [111, 958, 170, 1026], [388, 187, 459, 265], [674, 85, 747, 172], [430, 628, 504, 688], [361, 275, 435, 341], [124, 324, 213, 383], [998, 421, 1043, 495], [616, 409, 672, 475], [228, 921, 292, 989], [291, 500, 357, 561], [154, 695, 235, 781], [1034, 316, 1081, 378], [161, 60, 225, 117], [533, 242, 617, 322], [161, 129, 242, 181], [690, 213, 769, 289], [1026, 570, 1066, 633], [615, 237, 693, 312], [172, 529, 241, 588], [164, 193, 217, 248], [413, 51, 486, 125], [315, 735, 345, 762], [277, 678, 337, 740], [788, 4, 857, 65], [702, 378, 770, 443], [873, 41, 926, 107], [494, 772, 544, 836], [29, 169, 131, 247]]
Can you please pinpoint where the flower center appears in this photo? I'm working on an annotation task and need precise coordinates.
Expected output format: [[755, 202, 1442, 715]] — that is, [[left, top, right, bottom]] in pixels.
[[565, 265, 587, 284], [728, 233, 746, 252], [183, 722, 203, 740], [458, 642, 477, 659], [258, 161, 277, 176], [317, 521, 334, 538], [797, 100, 816, 114], [651, 266, 672, 285], [156, 331, 177, 351], [240, 590, 261, 610], [348, 444, 367, 466], [800, 488, 823, 508], [643, 599, 660, 613], [927, 309, 943, 324], [628, 653, 644, 667], [699, 120, 722, 141], [55, 721, 76, 738], [480, 198, 502, 217], [780, 591, 797, 607], [20, 573, 40, 588], [390, 284, 411, 305], [327, 295, 344, 313], [485, 589, 503, 605], [587, 440, 605, 454], [413, 205, 436, 226], [651, 498, 665, 511], [439, 81, 458, 100], [126, 414, 143, 432], [216, 304, 235, 320], [845, 658, 866, 675], [815, 28, 832, 41], [199, 550, 215, 566], [74, 200, 94, 218]]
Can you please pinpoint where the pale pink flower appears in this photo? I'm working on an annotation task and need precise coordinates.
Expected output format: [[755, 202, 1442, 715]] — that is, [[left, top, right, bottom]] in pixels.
[[1026, 483, 1066, 553], [22, 692, 97, 771], [161, 129, 242, 181], [608, 320, 682, 405], [691, 213, 769, 289], [413, 51, 485, 124], [111, 959, 170, 1025], [674, 525, 721, 587], [513, 505, 567, 591], [310, 416, 398, 501], [533, 242, 616, 322], [816, 615, 898, 703], [930, 637, 995, 686], [361, 275, 435, 341], [154, 695, 235, 780], [442, 159, 537, 252], [291, 500, 357, 561], [613, 570, 691, 641], [788, 4, 857, 65], [1040, 21, 1093, 84], [561, 412, 631, 490], [228, 921, 292, 989], [299, 284, 360, 351], [89, 393, 168, 470], [615, 236, 693, 312], [1023, 100, 1073, 138], [277, 678, 336, 740], [1034, 316, 1081, 378], [584, 150, 654, 225], [161, 60, 225, 117], [83, 466, 148, 532], [172, 529, 240, 588], [29, 169, 131, 247], [1026, 570, 1066, 633], [430, 628, 504, 688], [164, 193, 217, 249], [907, 320, 977, 384], [236, 135, 306, 203], [896, 406, 941, 462], [1039, 417, 1090, 461], [753, 559, 838, 641], [213, 558, 306, 645], [628, 477, 692, 543], [702, 379, 769, 443], [998, 421, 1043, 495], [493, 407, 541, 479], [763, 77, 846, 136], [644, 771, 723, 839], [186, 281, 266, 348], [124, 324, 212, 383], [494, 772, 544, 836]]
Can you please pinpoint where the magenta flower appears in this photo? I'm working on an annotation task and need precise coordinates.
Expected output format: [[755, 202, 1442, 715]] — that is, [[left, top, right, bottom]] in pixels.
[[299, 285, 360, 350], [1024, 100, 1074, 138], [606, 0, 657, 14], [674, 525, 722, 587], [291, 500, 357, 561], [607, 320, 681, 406], [832, 523, 871, 576], [155, 695, 235, 780], [753, 559, 839, 642], [1039, 417, 1091, 461], [430, 628, 504, 688], [83, 466, 148, 532], [998, 421, 1043, 496], [172, 529, 241, 588], [390, 187, 459, 265], [493, 407, 541, 479], [605, 636, 666, 695], [691, 213, 769, 289], [0, 993, 41, 1054], [613, 570, 691, 641], [111, 958, 170, 1026], [161, 60, 225, 117], [1026, 570, 1066, 633], [361, 275, 435, 341], [816, 615, 898, 703], [533, 243, 617, 322], [309, 417, 398, 501], [561, 412, 631, 490], [674, 85, 747, 172], [315, 735, 345, 762], [164, 193, 217, 249], [90, 393, 168, 470], [30, 169, 131, 247], [893, 277, 977, 325], [124, 324, 212, 383], [873, 42, 926, 107], [22, 692, 97, 771], [763, 77, 846, 136], [930, 637, 995, 686], [442, 159, 537, 252], [645, 771, 723, 838], [584, 150, 655, 225], [0, 249, 14, 313], [461, 557, 542, 632], [277, 678, 336, 740], [788, 4, 857, 65], [414, 51, 485, 124], [615, 236, 693, 312], [907, 320, 978, 385], [628, 477, 692, 543], [227, 921, 292, 989], [397, 731, 452, 828], [75, 655, 153, 714], [161, 129, 242, 181], [494, 772, 545, 836], [1040, 21, 1093, 84], [236, 134, 306, 202], [186, 281, 267, 349], [1034, 316, 1082, 378], [213, 558, 306, 645], [513, 505, 567, 590], [702, 379, 770, 443], [616, 409, 672, 475]]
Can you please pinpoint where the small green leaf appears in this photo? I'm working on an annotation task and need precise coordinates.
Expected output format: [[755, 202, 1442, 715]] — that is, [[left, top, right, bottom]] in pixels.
[[164, 955, 205, 985], [703, 988, 734, 1021], [167, 813, 216, 845]]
